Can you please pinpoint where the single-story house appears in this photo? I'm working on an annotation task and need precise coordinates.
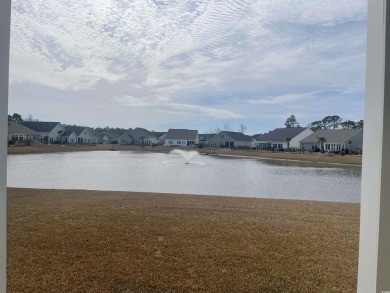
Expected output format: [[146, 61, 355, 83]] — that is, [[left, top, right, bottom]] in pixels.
[[164, 129, 198, 147], [87, 128, 104, 144], [102, 132, 121, 144], [64, 126, 97, 144], [8, 121, 41, 144], [299, 129, 363, 153], [198, 134, 214, 147], [208, 131, 252, 148], [118, 132, 133, 145], [22, 121, 66, 144], [128, 127, 160, 145], [61, 130, 78, 144], [254, 127, 313, 150]]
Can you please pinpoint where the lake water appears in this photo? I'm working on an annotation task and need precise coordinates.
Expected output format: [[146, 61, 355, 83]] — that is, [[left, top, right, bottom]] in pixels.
[[7, 151, 361, 203]]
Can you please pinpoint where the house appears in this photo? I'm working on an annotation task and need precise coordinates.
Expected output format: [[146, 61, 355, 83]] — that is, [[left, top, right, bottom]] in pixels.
[[128, 127, 160, 145], [7, 121, 41, 144], [299, 129, 363, 153], [87, 128, 104, 144], [198, 134, 214, 147], [118, 132, 134, 145], [164, 129, 198, 147], [64, 126, 96, 144], [254, 127, 313, 150], [61, 130, 78, 144], [102, 132, 121, 144], [22, 121, 66, 144], [208, 131, 252, 148]]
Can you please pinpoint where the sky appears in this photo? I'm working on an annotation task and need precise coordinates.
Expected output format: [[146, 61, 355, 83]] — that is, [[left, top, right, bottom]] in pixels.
[[8, 0, 367, 135]]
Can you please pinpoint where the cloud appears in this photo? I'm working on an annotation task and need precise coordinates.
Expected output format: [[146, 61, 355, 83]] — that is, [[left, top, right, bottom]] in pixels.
[[247, 92, 318, 105], [114, 95, 241, 119], [9, 0, 367, 133]]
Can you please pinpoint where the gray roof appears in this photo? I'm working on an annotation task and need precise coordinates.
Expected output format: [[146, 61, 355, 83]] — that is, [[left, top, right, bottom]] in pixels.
[[62, 130, 76, 138], [103, 132, 121, 139], [22, 121, 61, 133], [8, 121, 40, 136], [198, 134, 214, 141], [219, 131, 252, 141], [257, 127, 309, 142], [165, 129, 198, 140], [87, 128, 103, 139], [300, 129, 363, 143], [64, 126, 88, 136], [131, 127, 158, 138]]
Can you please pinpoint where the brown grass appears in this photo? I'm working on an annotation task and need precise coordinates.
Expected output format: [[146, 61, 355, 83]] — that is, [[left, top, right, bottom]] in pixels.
[[7, 188, 360, 292], [8, 144, 362, 166]]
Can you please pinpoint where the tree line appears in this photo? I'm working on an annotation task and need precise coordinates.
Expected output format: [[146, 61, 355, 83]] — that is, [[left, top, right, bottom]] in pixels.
[[284, 115, 364, 130]]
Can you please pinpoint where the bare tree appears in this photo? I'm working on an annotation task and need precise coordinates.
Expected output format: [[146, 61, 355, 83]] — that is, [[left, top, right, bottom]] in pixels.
[[238, 123, 247, 134], [223, 123, 231, 131]]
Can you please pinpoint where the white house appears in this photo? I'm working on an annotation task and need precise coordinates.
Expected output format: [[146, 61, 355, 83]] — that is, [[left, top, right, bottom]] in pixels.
[[300, 129, 363, 153], [164, 129, 198, 147], [8, 121, 41, 144], [22, 121, 66, 144], [254, 127, 313, 150], [61, 130, 78, 144], [64, 126, 96, 144], [118, 132, 133, 145]]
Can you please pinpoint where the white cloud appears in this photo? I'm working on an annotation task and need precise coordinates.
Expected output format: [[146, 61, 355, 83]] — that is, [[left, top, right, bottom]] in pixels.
[[114, 95, 241, 119], [9, 0, 367, 133]]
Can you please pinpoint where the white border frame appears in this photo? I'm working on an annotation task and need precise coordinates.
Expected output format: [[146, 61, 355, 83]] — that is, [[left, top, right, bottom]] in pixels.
[[0, 1, 11, 292], [0, 1, 388, 292], [358, 0, 390, 291]]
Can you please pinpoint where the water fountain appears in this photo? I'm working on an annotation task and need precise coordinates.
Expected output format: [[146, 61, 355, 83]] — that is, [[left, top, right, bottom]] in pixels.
[[170, 149, 199, 164]]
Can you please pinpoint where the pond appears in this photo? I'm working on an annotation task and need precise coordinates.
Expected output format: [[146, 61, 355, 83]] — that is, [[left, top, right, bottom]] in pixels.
[[7, 151, 361, 203]]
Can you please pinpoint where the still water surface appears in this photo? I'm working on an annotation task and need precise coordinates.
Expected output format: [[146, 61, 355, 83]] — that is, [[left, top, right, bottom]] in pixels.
[[7, 151, 361, 202]]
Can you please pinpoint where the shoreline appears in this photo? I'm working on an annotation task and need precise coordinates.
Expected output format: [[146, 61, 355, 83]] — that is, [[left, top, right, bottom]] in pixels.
[[7, 187, 360, 292], [8, 144, 362, 166]]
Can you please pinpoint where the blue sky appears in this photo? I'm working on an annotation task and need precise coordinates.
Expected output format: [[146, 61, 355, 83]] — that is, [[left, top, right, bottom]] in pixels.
[[8, 0, 367, 135]]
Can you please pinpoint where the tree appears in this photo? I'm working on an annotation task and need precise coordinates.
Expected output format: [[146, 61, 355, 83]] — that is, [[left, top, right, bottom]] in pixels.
[[8, 113, 23, 123], [238, 123, 247, 134], [223, 123, 231, 131], [322, 115, 342, 130], [355, 120, 364, 129], [347, 140, 353, 155], [340, 120, 356, 129], [285, 137, 291, 151], [309, 120, 324, 131], [317, 136, 326, 153], [284, 115, 299, 128]]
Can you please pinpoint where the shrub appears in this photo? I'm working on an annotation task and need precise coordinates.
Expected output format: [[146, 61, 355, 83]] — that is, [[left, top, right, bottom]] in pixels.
[[340, 151, 346, 156]]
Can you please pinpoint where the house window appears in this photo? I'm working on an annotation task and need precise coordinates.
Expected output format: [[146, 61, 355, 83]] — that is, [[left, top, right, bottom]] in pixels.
[[278, 144, 283, 148], [325, 144, 330, 150], [272, 144, 277, 148], [177, 141, 181, 144]]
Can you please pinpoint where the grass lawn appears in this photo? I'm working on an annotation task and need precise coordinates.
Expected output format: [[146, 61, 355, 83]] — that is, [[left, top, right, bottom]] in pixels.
[[7, 188, 359, 292]]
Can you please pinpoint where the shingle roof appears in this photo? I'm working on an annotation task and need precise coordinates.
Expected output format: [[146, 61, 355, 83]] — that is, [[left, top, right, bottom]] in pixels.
[[22, 121, 61, 133], [221, 131, 252, 141], [257, 127, 309, 142], [64, 126, 88, 136], [165, 129, 198, 140], [103, 132, 121, 139], [8, 121, 40, 136], [198, 134, 214, 141], [131, 127, 158, 138], [300, 129, 363, 143]]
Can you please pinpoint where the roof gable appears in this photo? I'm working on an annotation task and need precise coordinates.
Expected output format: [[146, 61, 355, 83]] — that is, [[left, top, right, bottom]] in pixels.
[[22, 121, 61, 133], [258, 127, 309, 142], [220, 131, 252, 141], [300, 129, 363, 143], [8, 121, 40, 135]]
